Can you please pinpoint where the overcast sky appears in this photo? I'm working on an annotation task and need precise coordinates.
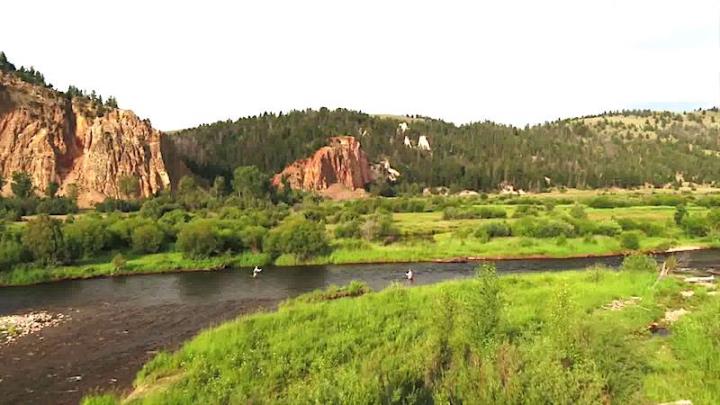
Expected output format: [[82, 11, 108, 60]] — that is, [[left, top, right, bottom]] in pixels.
[[1, 0, 719, 130]]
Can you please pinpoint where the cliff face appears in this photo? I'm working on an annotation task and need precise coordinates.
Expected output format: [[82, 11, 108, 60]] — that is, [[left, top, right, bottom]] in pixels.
[[0, 72, 171, 206], [272, 136, 373, 196]]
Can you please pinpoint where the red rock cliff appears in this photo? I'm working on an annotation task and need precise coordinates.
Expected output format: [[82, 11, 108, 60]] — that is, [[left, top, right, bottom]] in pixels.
[[0, 72, 171, 206], [272, 136, 373, 193]]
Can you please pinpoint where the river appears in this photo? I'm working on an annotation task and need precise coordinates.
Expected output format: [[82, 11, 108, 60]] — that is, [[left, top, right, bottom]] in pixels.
[[0, 249, 718, 404]]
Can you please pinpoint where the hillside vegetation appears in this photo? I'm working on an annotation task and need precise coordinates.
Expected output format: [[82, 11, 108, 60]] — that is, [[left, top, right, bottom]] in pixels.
[[168, 107, 720, 192], [83, 260, 720, 404]]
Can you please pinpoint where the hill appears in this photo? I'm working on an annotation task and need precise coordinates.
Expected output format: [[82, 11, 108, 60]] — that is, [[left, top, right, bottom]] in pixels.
[[167, 107, 720, 193], [0, 52, 183, 206]]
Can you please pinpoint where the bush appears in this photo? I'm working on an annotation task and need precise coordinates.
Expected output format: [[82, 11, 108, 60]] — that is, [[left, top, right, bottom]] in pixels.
[[360, 212, 399, 242], [21, 215, 67, 264], [36, 197, 78, 215], [64, 218, 112, 259], [158, 209, 191, 237], [512, 217, 575, 238], [334, 220, 362, 239], [95, 198, 142, 213], [131, 223, 165, 253], [587, 195, 631, 209], [111, 253, 127, 272], [593, 220, 622, 236], [443, 206, 506, 220], [177, 221, 219, 258], [0, 233, 29, 270], [682, 215, 709, 237], [265, 217, 330, 259], [476, 221, 512, 238], [620, 254, 657, 272], [619, 231, 642, 250], [569, 203, 587, 219], [616, 218, 665, 237], [513, 205, 542, 218]]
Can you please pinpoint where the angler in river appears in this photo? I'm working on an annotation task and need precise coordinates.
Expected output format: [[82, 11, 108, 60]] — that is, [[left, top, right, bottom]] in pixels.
[[253, 266, 263, 278], [405, 269, 414, 282]]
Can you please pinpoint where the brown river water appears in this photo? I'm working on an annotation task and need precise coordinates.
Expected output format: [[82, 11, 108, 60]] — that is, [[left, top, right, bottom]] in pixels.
[[1, 249, 718, 404]]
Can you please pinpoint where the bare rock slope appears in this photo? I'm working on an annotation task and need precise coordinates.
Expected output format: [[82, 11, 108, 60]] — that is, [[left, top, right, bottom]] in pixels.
[[0, 72, 171, 206], [272, 136, 373, 198]]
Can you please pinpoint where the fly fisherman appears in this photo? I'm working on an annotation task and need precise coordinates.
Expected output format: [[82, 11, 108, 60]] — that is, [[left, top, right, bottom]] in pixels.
[[253, 266, 262, 278]]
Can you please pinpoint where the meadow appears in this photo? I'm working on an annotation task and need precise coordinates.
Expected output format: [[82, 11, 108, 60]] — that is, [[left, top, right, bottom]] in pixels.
[[3, 190, 720, 286], [82, 257, 720, 404]]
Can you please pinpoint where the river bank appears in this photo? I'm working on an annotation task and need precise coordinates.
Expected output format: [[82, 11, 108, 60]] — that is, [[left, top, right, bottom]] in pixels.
[[0, 299, 276, 405], [84, 266, 720, 404], [0, 239, 713, 287]]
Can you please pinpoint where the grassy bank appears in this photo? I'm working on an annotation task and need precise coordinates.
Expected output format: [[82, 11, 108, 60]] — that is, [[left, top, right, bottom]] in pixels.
[[0, 252, 270, 287], [2, 199, 718, 287], [1, 236, 712, 287], [83, 264, 720, 404]]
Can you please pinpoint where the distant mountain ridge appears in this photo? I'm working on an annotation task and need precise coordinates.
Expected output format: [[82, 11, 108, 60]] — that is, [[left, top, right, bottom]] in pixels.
[[167, 106, 720, 192], [3, 51, 720, 196]]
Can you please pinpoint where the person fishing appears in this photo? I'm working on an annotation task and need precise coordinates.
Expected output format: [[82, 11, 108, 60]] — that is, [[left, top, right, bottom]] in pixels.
[[252, 266, 262, 278], [405, 268, 414, 282]]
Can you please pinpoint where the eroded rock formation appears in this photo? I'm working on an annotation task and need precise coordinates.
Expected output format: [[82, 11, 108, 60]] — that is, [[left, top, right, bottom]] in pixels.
[[0, 72, 172, 206], [272, 136, 373, 196]]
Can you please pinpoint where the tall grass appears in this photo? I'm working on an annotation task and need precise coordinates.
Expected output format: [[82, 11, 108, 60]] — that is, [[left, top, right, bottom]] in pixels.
[[85, 269, 720, 404]]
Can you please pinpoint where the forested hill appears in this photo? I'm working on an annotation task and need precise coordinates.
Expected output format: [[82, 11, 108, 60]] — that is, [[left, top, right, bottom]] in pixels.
[[167, 107, 720, 192]]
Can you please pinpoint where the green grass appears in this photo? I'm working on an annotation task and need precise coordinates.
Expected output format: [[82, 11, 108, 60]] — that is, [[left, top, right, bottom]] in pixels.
[[3, 203, 716, 286], [82, 267, 720, 404], [0, 251, 270, 287]]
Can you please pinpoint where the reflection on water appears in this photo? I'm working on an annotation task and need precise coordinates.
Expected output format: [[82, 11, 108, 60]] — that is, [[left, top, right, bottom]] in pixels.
[[1, 249, 717, 315]]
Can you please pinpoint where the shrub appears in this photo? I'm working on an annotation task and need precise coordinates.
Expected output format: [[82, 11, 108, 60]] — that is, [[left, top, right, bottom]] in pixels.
[[587, 195, 630, 208], [240, 225, 267, 252], [616, 218, 665, 237], [265, 217, 330, 259], [512, 217, 574, 238], [95, 198, 142, 213], [177, 221, 218, 258], [0, 233, 29, 270], [461, 264, 502, 347], [682, 215, 709, 237], [513, 205, 542, 218], [111, 253, 127, 272], [158, 209, 191, 237], [619, 231, 642, 250], [131, 223, 164, 253], [360, 212, 399, 242], [36, 197, 78, 215], [477, 221, 512, 238], [443, 206, 506, 220], [569, 203, 587, 219], [620, 254, 657, 272], [21, 215, 67, 264], [334, 220, 362, 239], [593, 220, 622, 236], [64, 218, 111, 259]]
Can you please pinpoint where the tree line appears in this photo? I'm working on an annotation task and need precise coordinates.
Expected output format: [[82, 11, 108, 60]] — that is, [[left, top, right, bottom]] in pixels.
[[167, 107, 720, 193]]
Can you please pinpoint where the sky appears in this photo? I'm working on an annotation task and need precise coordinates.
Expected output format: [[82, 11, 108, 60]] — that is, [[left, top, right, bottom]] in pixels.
[[1, 0, 719, 130]]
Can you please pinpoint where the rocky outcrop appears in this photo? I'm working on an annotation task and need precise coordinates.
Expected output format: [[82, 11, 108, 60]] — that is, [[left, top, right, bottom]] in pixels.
[[272, 136, 373, 194], [0, 72, 171, 206]]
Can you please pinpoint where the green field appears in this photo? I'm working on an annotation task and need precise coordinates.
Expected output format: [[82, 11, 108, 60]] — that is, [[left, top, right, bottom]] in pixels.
[[82, 260, 720, 404], [2, 196, 719, 287]]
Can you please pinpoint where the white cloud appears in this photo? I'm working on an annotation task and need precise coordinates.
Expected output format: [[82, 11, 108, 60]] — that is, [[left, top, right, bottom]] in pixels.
[[1, 0, 718, 129]]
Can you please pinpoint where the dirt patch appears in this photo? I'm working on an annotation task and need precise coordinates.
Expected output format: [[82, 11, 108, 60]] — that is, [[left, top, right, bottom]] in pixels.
[[0, 299, 276, 405], [602, 296, 642, 311], [664, 308, 689, 323]]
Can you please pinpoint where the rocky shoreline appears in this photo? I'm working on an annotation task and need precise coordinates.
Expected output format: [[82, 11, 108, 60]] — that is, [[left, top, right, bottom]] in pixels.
[[0, 311, 68, 345]]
